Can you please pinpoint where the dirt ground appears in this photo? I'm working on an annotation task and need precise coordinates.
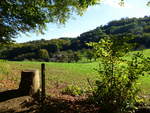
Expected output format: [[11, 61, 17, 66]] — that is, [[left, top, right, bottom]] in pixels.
[[0, 80, 101, 113], [0, 80, 150, 113], [0, 90, 101, 113]]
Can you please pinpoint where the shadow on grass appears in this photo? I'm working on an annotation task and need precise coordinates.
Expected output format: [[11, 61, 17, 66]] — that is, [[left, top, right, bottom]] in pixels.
[[0, 95, 101, 113], [0, 91, 150, 113], [0, 89, 22, 102], [20, 96, 101, 113]]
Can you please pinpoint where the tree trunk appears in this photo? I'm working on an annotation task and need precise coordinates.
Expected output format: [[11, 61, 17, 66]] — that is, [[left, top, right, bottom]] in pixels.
[[19, 70, 40, 97]]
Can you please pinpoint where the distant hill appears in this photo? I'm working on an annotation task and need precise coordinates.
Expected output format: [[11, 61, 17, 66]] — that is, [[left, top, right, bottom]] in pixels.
[[1, 16, 150, 61], [77, 16, 150, 49]]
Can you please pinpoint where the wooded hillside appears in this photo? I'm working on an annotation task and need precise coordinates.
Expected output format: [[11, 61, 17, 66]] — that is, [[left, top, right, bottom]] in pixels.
[[1, 16, 150, 61]]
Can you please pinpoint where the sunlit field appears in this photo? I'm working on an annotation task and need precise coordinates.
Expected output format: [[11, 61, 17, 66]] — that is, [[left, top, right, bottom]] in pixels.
[[0, 49, 150, 96]]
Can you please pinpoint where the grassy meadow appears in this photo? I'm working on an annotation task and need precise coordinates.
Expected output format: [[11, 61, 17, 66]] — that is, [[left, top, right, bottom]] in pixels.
[[0, 49, 150, 96], [0, 60, 99, 87]]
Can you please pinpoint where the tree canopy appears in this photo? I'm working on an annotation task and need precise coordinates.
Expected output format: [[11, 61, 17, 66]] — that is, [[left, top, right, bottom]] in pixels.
[[0, 0, 100, 43], [1, 0, 150, 43]]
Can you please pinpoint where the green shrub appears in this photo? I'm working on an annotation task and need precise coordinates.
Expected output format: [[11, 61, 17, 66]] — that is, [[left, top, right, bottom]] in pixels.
[[38, 49, 49, 61], [61, 85, 86, 96], [88, 36, 150, 113]]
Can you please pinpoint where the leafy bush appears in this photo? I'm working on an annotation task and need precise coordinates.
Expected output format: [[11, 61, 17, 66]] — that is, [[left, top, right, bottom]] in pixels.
[[88, 36, 150, 113], [73, 51, 81, 62], [38, 49, 49, 61], [61, 85, 86, 96], [85, 49, 94, 61]]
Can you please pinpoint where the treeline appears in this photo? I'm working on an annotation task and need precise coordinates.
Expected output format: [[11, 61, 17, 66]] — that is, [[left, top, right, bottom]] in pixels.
[[0, 39, 96, 62], [78, 16, 150, 49], [0, 16, 150, 62]]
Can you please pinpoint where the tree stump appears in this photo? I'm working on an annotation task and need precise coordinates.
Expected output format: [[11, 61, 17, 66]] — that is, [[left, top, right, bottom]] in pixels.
[[19, 70, 40, 96]]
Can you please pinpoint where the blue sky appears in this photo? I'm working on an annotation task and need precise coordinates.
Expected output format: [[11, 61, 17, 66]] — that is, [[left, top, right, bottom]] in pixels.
[[15, 0, 150, 43]]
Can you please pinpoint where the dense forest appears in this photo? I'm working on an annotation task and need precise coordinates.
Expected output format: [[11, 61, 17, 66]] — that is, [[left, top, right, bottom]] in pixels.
[[0, 16, 150, 62]]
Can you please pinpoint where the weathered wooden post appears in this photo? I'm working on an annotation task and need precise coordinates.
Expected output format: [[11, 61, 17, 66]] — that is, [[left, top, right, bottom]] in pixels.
[[19, 70, 40, 96], [41, 63, 46, 102]]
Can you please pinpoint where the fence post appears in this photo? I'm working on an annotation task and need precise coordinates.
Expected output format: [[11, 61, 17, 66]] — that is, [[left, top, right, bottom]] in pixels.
[[41, 63, 46, 103]]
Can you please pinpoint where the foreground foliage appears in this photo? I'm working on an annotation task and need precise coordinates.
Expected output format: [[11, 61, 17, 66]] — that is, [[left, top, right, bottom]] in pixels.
[[89, 36, 150, 113], [1, 0, 101, 43]]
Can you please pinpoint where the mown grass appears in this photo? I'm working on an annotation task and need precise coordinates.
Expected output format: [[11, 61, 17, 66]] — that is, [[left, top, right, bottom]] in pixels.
[[0, 49, 149, 96]]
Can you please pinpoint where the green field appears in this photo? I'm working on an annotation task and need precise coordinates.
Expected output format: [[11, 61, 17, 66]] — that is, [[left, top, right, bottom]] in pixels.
[[0, 60, 99, 87], [0, 49, 150, 96]]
